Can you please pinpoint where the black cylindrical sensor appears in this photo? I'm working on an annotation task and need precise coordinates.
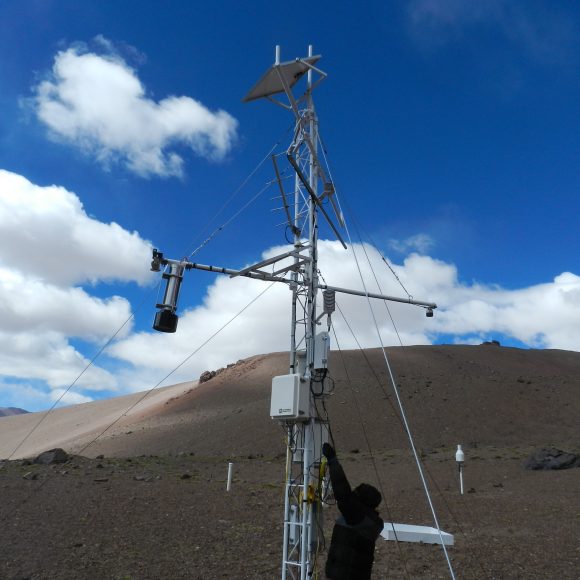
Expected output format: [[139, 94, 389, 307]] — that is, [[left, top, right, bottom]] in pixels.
[[153, 309, 179, 333]]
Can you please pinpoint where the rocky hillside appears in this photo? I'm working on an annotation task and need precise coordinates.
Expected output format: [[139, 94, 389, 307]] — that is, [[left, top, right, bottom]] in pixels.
[[1, 344, 578, 459]]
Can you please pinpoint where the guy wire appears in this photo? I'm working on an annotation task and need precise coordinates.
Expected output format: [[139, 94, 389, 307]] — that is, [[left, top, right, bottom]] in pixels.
[[316, 138, 457, 578], [343, 219, 456, 577], [5, 132, 290, 464], [185, 124, 294, 259], [349, 215, 489, 577], [76, 281, 277, 457], [317, 133, 412, 301], [329, 321, 410, 580], [5, 281, 277, 517], [3, 283, 161, 463]]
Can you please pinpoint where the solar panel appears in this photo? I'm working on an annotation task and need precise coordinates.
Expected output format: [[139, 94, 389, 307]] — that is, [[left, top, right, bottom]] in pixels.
[[243, 55, 321, 102]]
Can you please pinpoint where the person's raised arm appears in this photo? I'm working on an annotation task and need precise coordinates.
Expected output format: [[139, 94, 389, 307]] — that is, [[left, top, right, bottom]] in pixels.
[[322, 443, 363, 525]]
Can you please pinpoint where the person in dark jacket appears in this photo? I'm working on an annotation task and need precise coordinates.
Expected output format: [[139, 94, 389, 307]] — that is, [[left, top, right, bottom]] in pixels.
[[323, 443, 384, 580]]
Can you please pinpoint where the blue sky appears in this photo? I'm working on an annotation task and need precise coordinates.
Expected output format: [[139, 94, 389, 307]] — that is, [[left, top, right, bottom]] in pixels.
[[1, 0, 579, 411]]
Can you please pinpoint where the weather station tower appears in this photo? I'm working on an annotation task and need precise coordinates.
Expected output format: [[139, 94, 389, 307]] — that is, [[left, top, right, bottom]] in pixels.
[[150, 46, 436, 580]]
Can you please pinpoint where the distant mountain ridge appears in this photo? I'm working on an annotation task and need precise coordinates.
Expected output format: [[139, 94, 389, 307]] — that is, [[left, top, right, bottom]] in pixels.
[[0, 407, 29, 418]]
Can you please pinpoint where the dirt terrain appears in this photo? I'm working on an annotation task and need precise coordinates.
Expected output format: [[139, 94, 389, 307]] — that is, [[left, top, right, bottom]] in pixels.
[[1, 344, 579, 579]]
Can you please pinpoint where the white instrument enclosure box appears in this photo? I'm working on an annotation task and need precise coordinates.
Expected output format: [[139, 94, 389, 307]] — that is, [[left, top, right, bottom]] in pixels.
[[314, 331, 330, 370], [270, 374, 310, 421]]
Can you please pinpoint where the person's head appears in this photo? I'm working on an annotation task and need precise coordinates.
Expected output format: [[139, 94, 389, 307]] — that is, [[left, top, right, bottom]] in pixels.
[[354, 483, 382, 509]]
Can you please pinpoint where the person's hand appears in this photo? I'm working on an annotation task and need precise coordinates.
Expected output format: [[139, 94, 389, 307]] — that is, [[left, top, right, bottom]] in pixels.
[[322, 443, 336, 460]]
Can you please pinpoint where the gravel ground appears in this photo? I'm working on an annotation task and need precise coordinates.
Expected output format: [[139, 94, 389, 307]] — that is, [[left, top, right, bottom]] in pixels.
[[1, 446, 579, 579]]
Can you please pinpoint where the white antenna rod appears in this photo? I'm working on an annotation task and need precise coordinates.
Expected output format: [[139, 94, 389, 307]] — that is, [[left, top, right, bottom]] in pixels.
[[307, 44, 313, 86]]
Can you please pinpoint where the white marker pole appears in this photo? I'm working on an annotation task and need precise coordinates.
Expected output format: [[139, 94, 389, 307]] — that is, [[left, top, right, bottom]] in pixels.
[[226, 462, 234, 492], [455, 445, 465, 495]]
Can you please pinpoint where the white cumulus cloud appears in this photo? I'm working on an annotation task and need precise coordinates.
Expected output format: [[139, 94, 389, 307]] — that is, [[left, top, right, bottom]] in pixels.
[[0, 170, 156, 404], [0, 169, 153, 286], [430, 269, 580, 348], [30, 42, 238, 177], [0, 267, 134, 339]]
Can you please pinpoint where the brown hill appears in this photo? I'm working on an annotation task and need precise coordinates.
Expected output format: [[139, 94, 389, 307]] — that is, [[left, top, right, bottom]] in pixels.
[[86, 343, 580, 458], [1, 344, 578, 459]]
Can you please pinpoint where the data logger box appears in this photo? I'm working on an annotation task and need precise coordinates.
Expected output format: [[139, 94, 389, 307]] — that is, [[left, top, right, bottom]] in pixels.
[[270, 374, 310, 421]]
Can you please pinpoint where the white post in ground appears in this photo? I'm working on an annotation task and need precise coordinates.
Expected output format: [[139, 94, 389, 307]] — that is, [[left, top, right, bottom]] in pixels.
[[227, 462, 234, 492], [455, 445, 465, 495]]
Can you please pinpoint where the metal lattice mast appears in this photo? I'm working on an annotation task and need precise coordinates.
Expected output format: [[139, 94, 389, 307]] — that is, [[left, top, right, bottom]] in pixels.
[[283, 45, 323, 580], [149, 44, 439, 580]]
